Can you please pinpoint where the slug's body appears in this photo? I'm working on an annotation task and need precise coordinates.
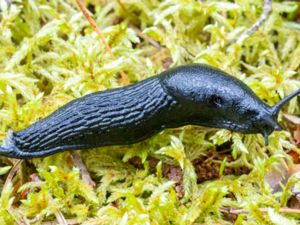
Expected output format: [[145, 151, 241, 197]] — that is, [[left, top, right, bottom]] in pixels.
[[1, 64, 299, 158]]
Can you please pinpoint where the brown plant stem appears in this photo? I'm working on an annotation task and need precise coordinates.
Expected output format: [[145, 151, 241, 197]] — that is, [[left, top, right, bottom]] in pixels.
[[3, 159, 22, 189], [129, 25, 161, 49], [76, 0, 129, 85], [71, 151, 96, 187]]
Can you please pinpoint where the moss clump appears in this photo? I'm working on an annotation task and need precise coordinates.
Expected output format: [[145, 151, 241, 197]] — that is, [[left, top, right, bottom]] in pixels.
[[0, 0, 300, 224]]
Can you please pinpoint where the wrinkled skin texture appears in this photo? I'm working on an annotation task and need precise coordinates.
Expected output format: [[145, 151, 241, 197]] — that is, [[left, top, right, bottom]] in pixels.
[[0, 64, 296, 158]]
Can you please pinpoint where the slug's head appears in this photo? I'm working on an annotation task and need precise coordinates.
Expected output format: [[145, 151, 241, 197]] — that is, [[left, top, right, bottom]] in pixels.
[[248, 110, 282, 145], [162, 64, 300, 145], [251, 88, 300, 145], [262, 89, 300, 144]]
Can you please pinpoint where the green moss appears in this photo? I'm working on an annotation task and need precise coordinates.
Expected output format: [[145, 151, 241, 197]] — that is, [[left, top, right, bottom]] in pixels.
[[0, 0, 300, 224]]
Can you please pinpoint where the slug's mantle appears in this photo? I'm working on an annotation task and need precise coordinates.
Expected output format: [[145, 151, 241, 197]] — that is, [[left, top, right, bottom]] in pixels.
[[0, 64, 299, 158]]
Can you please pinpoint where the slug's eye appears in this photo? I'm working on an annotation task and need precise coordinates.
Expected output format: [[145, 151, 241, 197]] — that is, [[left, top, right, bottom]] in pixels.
[[209, 95, 223, 108]]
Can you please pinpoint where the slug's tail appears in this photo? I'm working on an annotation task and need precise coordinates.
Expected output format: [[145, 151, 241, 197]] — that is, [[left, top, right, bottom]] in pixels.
[[0, 131, 29, 159], [0, 131, 16, 157], [271, 89, 300, 116], [0, 147, 18, 158]]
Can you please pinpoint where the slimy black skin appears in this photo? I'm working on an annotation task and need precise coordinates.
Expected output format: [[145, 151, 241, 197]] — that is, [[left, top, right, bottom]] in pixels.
[[0, 64, 299, 159]]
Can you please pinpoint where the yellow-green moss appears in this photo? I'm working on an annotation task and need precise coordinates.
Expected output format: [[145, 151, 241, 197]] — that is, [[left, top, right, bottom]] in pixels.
[[0, 0, 300, 224]]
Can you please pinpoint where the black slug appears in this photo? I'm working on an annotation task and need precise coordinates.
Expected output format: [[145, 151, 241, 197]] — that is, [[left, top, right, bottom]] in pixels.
[[0, 64, 299, 159]]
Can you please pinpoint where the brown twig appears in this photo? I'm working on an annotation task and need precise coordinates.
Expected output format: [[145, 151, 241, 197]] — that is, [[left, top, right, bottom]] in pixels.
[[228, 207, 300, 215], [76, 0, 129, 85], [129, 25, 161, 49], [237, 0, 272, 44], [3, 159, 22, 189], [71, 151, 96, 187], [2, 160, 24, 225]]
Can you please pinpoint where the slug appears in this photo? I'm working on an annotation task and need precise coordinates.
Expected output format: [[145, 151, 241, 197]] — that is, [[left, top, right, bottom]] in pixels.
[[0, 64, 299, 159]]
